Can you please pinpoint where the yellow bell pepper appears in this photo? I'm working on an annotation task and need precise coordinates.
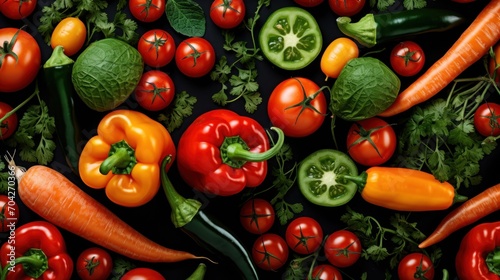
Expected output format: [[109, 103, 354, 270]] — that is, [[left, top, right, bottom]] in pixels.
[[79, 110, 175, 207]]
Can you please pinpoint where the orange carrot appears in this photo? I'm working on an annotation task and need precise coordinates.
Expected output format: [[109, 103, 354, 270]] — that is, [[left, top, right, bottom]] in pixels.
[[419, 183, 500, 249], [7, 158, 207, 263], [379, 0, 500, 117]]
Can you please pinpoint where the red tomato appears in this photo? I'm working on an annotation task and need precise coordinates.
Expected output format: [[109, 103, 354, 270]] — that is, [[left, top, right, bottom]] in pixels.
[[489, 43, 500, 84], [0, 0, 37, 20], [129, 0, 165, 23], [134, 70, 175, 111], [328, 0, 365, 16], [285, 216, 323, 254], [346, 117, 396, 166], [390, 41, 425, 77], [398, 253, 435, 280], [137, 29, 176, 68], [294, 0, 324, 7], [175, 37, 216, 78], [252, 233, 289, 271], [76, 247, 113, 280], [50, 17, 87, 56], [240, 198, 275, 234], [121, 268, 165, 280], [0, 102, 18, 139], [268, 77, 327, 138], [0, 195, 19, 232], [0, 28, 41, 93], [324, 229, 362, 268], [474, 102, 500, 137], [210, 0, 246, 29], [311, 264, 343, 280]]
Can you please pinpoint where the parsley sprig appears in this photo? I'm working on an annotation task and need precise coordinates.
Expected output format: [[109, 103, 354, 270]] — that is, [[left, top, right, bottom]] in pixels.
[[157, 90, 197, 133], [210, 0, 271, 113], [370, 0, 427, 10]]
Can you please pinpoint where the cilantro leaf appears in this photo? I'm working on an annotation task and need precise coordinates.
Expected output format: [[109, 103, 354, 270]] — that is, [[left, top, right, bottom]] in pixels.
[[0, 160, 9, 194], [158, 91, 197, 133], [165, 0, 206, 37], [403, 0, 427, 9]]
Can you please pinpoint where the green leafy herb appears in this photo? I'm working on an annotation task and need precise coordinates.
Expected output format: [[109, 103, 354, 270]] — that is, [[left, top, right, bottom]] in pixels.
[[110, 258, 136, 280], [396, 75, 499, 189], [0, 160, 9, 194], [158, 90, 197, 133], [165, 0, 206, 37], [283, 253, 317, 280], [210, 0, 270, 113], [38, 0, 138, 45], [369, 0, 427, 10]]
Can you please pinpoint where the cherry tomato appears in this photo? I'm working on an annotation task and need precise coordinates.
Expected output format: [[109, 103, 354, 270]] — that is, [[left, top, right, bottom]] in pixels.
[[390, 41, 425, 77], [129, 0, 165, 23], [134, 70, 175, 111], [311, 264, 343, 280], [321, 37, 359, 80], [285, 216, 323, 254], [293, 0, 324, 7], [50, 17, 87, 56], [0, 102, 18, 140], [76, 247, 113, 280], [137, 29, 176, 68], [121, 268, 165, 280], [175, 37, 216, 78], [210, 0, 246, 29], [489, 43, 500, 84], [240, 198, 275, 234], [328, 0, 365, 16], [268, 77, 327, 138], [474, 102, 500, 137], [324, 229, 362, 268], [398, 253, 435, 280], [252, 233, 289, 271], [0, 195, 19, 232], [0, 0, 36, 20], [0, 28, 41, 93], [346, 117, 396, 166]]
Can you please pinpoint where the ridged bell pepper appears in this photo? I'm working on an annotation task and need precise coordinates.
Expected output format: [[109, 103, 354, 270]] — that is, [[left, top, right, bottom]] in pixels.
[[0, 221, 73, 280], [177, 109, 285, 196], [79, 109, 175, 207], [456, 222, 500, 280]]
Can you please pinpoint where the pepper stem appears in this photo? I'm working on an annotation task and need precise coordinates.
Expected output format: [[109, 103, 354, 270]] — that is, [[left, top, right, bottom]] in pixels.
[[338, 172, 368, 192], [99, 140, 137, 175], [0, 248, 48, 280], [336, 14, 378, 48], [486, 247, 500, 275], [43, 45, 74, 68]]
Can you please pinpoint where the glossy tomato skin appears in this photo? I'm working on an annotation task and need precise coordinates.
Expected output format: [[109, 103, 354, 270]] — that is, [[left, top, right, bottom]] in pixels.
[[398, 253, 435, 280], [240, 198, 276, 234], [285, 216, 323, 254], [346, 117, 396, 166], [134, 70, 175, 111], [324, 229, 362, 267], [121, 268, 165, 280], [0, 28, 41, 93], [474, 103, 500, 137], [0, 195, 19, 232], [138, 29, 176, 68], [252, 233, 289, 271], [175, 37, 216, 78], [311, 264, 343, 280], [293, 0, 324, 7], [210, 0, 246, 29], [0, 102, 17, 140], [0, 0, 37, 20], [268, 77, 327, 138], [76, 247, 113, 280], [390, 41, 425, 77], [328, 0, 365, 16], [50, 17, 87, 56], [129, 0, 165, 23]]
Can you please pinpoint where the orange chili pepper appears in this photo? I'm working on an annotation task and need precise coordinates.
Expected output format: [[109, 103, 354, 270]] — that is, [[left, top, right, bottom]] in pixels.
[[79, 110, 175, 207]]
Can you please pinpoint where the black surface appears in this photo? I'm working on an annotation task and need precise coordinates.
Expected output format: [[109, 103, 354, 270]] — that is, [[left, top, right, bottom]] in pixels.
[[1, 0, 499, 279]]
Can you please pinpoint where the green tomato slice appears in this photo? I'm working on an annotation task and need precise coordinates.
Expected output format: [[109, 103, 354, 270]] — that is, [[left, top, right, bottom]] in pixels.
[[259, 7, 323, 71], [298, 149, 358, 207]]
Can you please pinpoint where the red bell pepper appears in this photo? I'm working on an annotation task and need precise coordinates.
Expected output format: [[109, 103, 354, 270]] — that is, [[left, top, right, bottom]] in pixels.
[[456, 221, 500, 280], [176, 109, 285, 196], [0, 221, 73, 280]]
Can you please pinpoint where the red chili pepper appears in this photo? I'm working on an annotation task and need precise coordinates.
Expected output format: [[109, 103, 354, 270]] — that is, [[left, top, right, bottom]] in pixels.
[[176, 109, 284, 196], [0, 221, 73, 280], [456, 222, 500, 280]]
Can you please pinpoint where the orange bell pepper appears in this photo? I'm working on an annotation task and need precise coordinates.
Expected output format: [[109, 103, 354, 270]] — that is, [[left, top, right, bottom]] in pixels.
[[79, 110, 175, 207]]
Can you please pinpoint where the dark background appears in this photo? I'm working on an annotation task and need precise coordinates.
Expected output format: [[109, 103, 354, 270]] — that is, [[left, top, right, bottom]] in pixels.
[[1, 0, 499, 279]]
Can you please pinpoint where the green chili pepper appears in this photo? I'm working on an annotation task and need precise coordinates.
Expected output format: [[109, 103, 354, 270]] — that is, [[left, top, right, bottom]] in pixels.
[[186, 263, 207, 280], [161, 156, 259, 280], [336, 8, 465, 47], [43, 46, 81, 174]]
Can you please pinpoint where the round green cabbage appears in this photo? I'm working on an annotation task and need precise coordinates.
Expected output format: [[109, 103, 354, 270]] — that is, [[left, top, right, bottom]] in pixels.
[[330, 57, 400, 121], [72, 38, 143, 112]]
